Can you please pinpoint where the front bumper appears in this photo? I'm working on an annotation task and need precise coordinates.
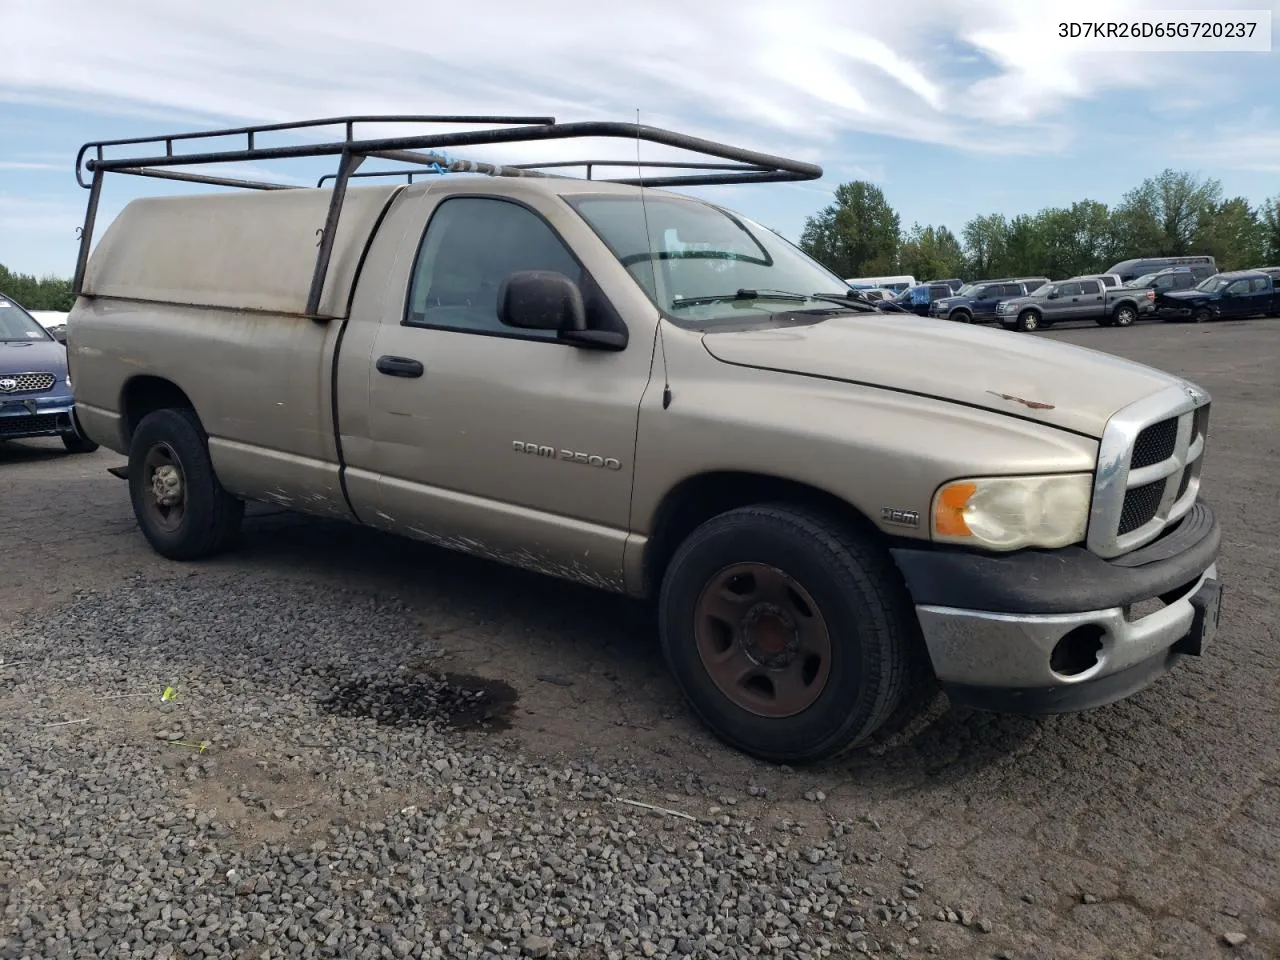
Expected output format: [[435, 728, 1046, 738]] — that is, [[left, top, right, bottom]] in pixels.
[[890, 500, 1222, 713], [0, 393, 76, 440]]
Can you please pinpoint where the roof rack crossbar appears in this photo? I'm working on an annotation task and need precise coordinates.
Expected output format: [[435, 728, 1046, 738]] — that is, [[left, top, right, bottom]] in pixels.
[[71, 116, 823, 305]]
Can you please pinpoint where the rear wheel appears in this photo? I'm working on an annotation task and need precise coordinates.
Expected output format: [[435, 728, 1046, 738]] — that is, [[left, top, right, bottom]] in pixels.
[[658, 504, 926, 764], [1112, 303, 1137, 327], [1015, 309, 1040, 332], [128, 408, 244, 560]]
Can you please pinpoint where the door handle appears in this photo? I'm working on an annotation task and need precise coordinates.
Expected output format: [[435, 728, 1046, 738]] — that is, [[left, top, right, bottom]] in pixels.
[[376, 355, 424, 378]]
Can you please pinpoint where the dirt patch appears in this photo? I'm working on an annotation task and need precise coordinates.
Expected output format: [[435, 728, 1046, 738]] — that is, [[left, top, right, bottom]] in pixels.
[[319, 670, 518, 732]]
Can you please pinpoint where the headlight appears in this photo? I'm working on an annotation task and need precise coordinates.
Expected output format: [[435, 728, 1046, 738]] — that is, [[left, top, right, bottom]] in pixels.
[[931, 474, 1092, 551]]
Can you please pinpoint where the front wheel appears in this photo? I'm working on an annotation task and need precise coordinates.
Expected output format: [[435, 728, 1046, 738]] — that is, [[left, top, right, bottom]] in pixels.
[[60, 431, 99, 454], [128, 408, 244, 560], [1112, 304, 1137, 327], [1193, 307, 1212, 324], [658, 504, 926, 764], [1015, 310, 1040, 332], [949, 310, 973, 324]]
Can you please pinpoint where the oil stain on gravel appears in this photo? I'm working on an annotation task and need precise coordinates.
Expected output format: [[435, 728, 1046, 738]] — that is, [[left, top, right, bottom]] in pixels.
[[320, 669, 517, 731]]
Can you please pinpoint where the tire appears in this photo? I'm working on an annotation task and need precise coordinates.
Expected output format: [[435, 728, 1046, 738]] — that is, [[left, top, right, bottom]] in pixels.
[[950, 310, 973, 324], [657, 504, 927, 764], [60, 431, 99, 454], [1193, 307, 1212, 324], [127, 408, 244, 560], [1111, 303, 1137, 327], [1015, 309, 1040, 332]]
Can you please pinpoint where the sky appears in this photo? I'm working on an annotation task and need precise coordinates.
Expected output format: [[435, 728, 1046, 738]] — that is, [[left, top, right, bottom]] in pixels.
[[1, 0, 1278, 278]]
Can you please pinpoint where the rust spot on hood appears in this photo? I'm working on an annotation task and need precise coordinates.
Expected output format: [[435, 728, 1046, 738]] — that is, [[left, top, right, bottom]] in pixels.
[[987, 390, 1055, 410]]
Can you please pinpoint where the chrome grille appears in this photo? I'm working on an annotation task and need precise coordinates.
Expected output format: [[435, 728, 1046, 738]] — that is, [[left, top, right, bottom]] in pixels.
[[1087, 381, 1211, 559], [0, 372, 56, 394]]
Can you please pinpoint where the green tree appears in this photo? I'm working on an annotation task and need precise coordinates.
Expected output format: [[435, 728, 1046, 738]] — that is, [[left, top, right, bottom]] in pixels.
[[0, 263, 75, 311], [799, 181, 901, 277], [1111, 168, 1222, 258], [897, 223, 965, 280], [1193, 197, 1264, 270], [1258, 196, 1280, 264], [961, 214, 1009, 278]]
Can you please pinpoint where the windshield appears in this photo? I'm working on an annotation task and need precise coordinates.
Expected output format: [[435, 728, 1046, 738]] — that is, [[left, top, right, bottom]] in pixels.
[[953, 283, 982, 297], [568, 194, 866, 322], [1196, 276, 1233, 292], [0, 297, 52, 342], [1028, 283, 1053, 297]]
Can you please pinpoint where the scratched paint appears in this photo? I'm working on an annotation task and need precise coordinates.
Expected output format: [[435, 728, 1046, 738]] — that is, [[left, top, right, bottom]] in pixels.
[[403, 526, 623, 592]]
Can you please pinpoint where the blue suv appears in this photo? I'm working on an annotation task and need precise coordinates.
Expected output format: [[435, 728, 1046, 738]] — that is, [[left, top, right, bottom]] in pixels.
[[928, 277, 1049, 324]]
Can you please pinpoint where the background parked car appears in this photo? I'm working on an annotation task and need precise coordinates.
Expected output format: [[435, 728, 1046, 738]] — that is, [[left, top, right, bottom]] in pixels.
[[996, 277, 1152, 331], [0, 292, 97, 453], [844, 274, 916, 293], [1071, 273, 1123, 288], [893, 281, 956, 316], [928, 277, 1048, 324], [1104, 255, 1217, 283], [926, 277, 964, 293], [1157, 270, 1280, 322]]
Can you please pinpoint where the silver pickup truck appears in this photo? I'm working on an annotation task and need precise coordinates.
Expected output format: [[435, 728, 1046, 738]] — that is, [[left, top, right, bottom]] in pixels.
[[66, 116, 1225, 763]]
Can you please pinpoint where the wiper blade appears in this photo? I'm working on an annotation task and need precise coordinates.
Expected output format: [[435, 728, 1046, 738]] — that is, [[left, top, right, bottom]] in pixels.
[[670, 288, 810, 308]]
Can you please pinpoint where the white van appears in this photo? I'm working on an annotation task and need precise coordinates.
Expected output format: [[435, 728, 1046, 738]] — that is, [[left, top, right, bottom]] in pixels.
[[846, 275, 916, 294]]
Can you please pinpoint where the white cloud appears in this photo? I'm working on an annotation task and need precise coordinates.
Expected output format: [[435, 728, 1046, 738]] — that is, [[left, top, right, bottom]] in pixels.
[[0, 161, 61, 171], [0, 0, 1255, 172]]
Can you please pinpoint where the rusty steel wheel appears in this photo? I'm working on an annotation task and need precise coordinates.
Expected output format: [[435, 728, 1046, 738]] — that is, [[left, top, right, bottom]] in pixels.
[[694, 562, 832, 718], [128, 408, 244, 560], [658, 504, 927, 764], [142, 441, 187, 532]]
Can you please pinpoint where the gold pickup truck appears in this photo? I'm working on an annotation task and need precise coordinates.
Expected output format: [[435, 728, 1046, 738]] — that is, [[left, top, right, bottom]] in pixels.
[[66, 116, 1224, 763]]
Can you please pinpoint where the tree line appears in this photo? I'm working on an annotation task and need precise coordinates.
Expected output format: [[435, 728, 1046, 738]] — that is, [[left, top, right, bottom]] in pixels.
[[799, 169, 1280, 283], [0, 263, 75, 311]]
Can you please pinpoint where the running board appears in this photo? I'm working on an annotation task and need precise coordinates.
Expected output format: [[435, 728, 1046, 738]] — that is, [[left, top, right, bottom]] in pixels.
[[107, 465, 128, 480]]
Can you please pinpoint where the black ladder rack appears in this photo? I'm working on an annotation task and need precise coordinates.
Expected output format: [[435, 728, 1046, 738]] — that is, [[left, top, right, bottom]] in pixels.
[[72, 114, 823, 316]]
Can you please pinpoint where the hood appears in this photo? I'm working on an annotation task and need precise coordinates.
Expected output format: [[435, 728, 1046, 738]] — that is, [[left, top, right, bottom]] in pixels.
[[1, 338, 68, 376], [1159, 289, 1210, 303], [699, 314, 1179, 438]]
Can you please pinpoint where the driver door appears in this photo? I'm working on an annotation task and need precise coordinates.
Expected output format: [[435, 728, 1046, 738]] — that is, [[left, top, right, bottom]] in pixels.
[[356, 194, 657, 590]]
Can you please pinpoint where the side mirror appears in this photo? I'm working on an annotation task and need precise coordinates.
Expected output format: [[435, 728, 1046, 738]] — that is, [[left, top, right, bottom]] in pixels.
[[51, 327, 68, 343], [498, 270, 585, 331], [497, 270, 626, 350], [1046, 291, 1059, 299]]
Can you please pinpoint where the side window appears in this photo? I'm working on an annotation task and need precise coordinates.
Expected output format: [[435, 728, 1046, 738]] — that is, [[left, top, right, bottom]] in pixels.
[[1000, 284, 1022, 297], [1099, 276, 1116, 287], [406, 197, 583, 338], [1079, 280, 1101, 295], [1250, 277, 1270, 292], [1225, 278, 1250, 295], [929, 285, 950, 299], [1153, 275, 1175, 290], [978, 286, 999, 299], [1174, 274, 1194, 289], [1059, 282, 1082, 296]]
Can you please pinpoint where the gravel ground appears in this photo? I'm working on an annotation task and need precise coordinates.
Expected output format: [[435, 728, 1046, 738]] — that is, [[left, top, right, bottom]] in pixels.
[[2, 319, 1278, 960], [2, 577, 947, 960]]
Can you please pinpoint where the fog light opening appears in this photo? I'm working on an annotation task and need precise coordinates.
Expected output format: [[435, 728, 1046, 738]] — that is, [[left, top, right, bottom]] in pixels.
[[1050, 626, 1105, 678]]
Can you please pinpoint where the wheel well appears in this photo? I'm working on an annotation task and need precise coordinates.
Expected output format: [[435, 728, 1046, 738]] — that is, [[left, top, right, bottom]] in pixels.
[[121, 376, 196, 444], [643, 471, 883, 596]]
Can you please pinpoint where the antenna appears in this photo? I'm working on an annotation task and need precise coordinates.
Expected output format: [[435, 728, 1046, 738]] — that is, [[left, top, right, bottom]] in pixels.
[[636, 108, 672, 410]]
